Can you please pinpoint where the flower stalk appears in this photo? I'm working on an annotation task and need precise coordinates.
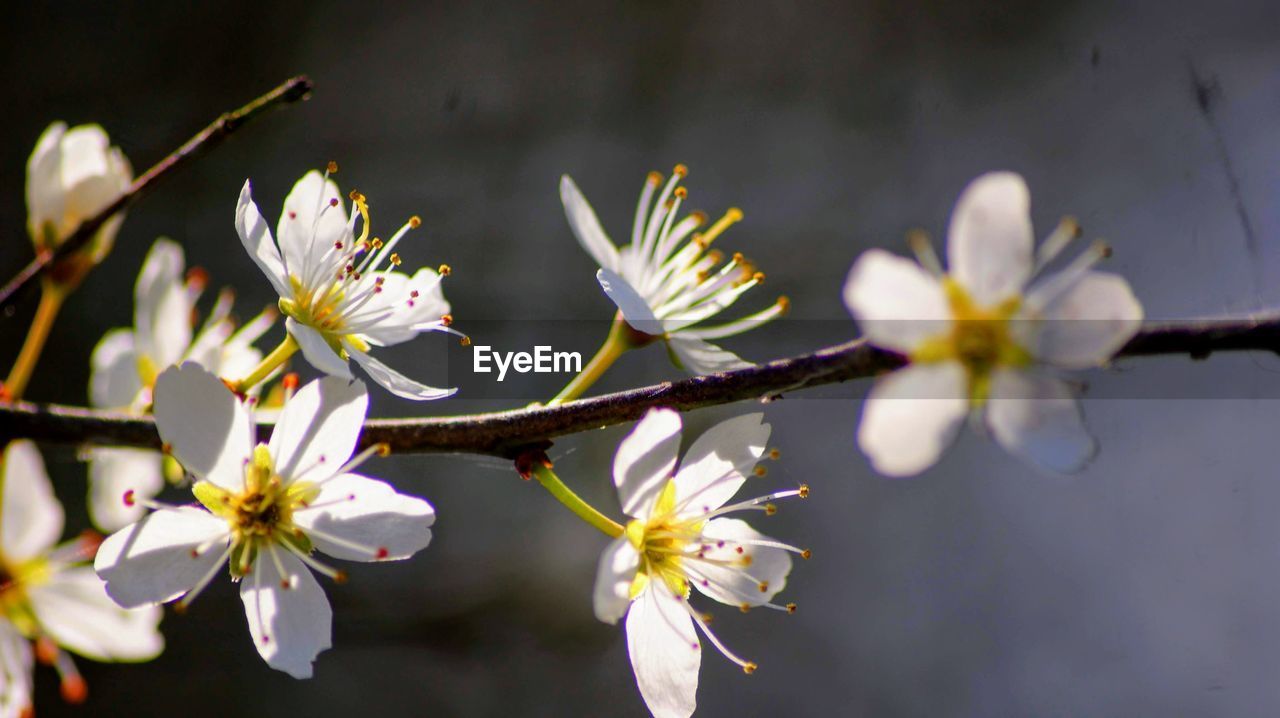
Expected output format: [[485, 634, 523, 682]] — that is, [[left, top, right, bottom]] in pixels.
[[528, 461, 623, 538], [547, 312, 653, 406], [5, 281, 67, 401], [228, 333, 298, 395]]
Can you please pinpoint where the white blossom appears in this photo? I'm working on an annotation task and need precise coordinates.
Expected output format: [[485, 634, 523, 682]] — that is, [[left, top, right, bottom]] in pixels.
[[26, 122, 131, 267], [236, 168, 458, 400], [594, 409, 807, 718], [0, 441, 164, 715], [87, 238, 273, 531], [95, 364, 435, 678], [843, 171, 1143, 476], [561, 167, 787, 375]]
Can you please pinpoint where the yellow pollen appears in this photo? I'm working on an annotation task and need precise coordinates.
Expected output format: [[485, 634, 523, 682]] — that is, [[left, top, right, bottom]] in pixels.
[[751, 271, 765, 283], [327, 161, 339, 174], [389, 253, 402, 266], [409, 215, 422, 229], [460, 336, 472, 347], [757, 581, 769, 593], [674, 187, 688, 199], [731, 251, 744, 264], [673, 163, 689, 177], [743, 662, 758, 675], [376, 443, 391, 457], [786, 603, 797, 614], [647, 171, 663, 186], [690, 210, 708, 226], [798, 484, 810, 498], [753, 465, 768, 477], [700, 209, 742, 248], [764, 503, 777, 516], [776, 296, 791, 313], [801, 549, 812, 560], [740, 554, 753, 566], [438, 263, 452, 276], [441, 314, 454, 326], [739, 603, 751, 613], [348, 190, 364, 202], [371, 238, 384, 250], [768, 448, 781, 460], [333, 570, 349, 584]]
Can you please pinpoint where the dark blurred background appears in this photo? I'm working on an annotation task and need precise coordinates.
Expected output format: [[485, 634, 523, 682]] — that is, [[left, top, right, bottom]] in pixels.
[[3, 1, 1280, 715]]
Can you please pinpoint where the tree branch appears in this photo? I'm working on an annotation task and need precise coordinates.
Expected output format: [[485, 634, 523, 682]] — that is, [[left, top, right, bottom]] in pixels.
[[0, 75, 313, 309], [3, 314, 1278, 458]]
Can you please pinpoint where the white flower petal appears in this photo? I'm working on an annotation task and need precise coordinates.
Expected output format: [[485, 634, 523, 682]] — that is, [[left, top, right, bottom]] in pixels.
[[593, 535, 639, 625], [946, 172, 1034, 306], [666, 335, 751, 376], [986, 369, 1096, 474], [27, 567, 163, 662], [1, 441, 63, 562], [89, 328, 141, 409], [287, 318, 352, 380], [153, 363, 253, 490], [94, 506, 230, 608], [625, 580, 700, 718], [691, 518, 792, 606], [277, 171, 347, 275], [293, 473, 433, 561], [560, 175, 621, 274], [349, 346, 456, 401], [857, 362, 969, 476], [358, 269, 451, 347], [614, 408, 683, 519], [26, 122, 67, 239], [240, 549, 332, 679], [0, 620, 32, 718], [132, 238, 186, 360], [58, 126, 127, 227], [673, 413, 769, 515], [1024, 271, 1143, 369], [842, 249, 950, 353], [598, 268, 663, 336], [269, 377, 368, 483], [87, 448, 165, 533], [236, 180, 292, 298]]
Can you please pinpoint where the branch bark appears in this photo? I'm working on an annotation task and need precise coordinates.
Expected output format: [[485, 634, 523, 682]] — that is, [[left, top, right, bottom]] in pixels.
[[3, 314, 1278, 458], [0, 75, 313, 309]]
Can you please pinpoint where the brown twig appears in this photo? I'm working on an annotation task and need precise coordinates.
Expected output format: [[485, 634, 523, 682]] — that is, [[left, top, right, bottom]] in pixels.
[[0, 75, 313, 309], [3, 314, 1278, 457]]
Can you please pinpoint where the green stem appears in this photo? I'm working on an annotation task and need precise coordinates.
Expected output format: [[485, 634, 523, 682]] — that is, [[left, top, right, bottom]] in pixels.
[[5, 282, 67, 401], [230, 333, 298, 394], [547, 313, 646, 406], [530, 463, 624, 538]]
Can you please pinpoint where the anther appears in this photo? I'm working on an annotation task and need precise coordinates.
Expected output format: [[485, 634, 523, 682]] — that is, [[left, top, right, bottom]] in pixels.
[[376, 547, 390, 559], [460, 336, 472, 346], [801, 549, 813, 560], [161, 442, 173, 456], [757, 581, 769, 593], [185, 266, 209, 290], [753, 465, 768, 477], [348, 190, 362, 201], [740, 554, 754, 566], [441, 314, 453, 326], [798, 484, 810, 498], [1098, 241, 1113, 258], [751, 271, 766, 283], [282, 373, 300, 391], [60, 676, 88, 704], [123, 490, 136, 507], [725, 207, 744, 222], [735, 546, 744, 554], [673, 163, 689, 177], [288, 210, 297, 220], [334, 241, 344, 250], [732, 251, 745, 264], [768, 448, 781, 460], [438, 264, 452, 276], [333, 570, 349, 584], [739, 603, 751, 613], [674, 187, 688, 199], [35, 637, 57, 665], [701, 613, 714, 623], [409, 216, 422, 229], [776, 296, 791, 313], [376, 443, 392, 457], [327, 161, 339, 174], [743, 662, 758, 675], [329, 198, 339, 207], [765, 503, 778, 515], [390, 253, 402, 266], [647, 171, 663, 185], [786, 603, 797, 614], [690, 210, 708, 226]]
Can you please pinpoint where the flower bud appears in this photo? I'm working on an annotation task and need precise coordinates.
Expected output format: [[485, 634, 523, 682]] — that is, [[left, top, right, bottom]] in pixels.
[[25, 122, 132, 285]]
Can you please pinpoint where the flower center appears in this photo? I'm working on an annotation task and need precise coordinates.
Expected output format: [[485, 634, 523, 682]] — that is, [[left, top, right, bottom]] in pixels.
[[912, 278, 1031, 403], [624, 480, 696, 599], [194, 444, 317, 576]]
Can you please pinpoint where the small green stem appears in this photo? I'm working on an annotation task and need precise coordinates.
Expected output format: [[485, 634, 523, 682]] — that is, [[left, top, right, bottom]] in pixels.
[[547, 313, 648, 406], [5, 282, 67, 401], [530, 463, 624, 538], [230, 333, 298, 394]]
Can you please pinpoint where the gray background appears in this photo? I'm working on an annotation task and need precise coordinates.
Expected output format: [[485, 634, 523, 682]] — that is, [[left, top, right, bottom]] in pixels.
[[3, 1, 1280, 715]]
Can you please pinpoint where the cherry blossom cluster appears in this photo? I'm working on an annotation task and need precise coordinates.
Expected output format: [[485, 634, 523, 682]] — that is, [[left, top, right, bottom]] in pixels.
[[0, 116, 1144, 718]]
